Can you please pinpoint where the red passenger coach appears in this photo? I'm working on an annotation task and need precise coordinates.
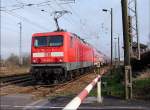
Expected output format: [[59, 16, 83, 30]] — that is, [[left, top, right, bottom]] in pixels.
[[31, 31, 101, 83]]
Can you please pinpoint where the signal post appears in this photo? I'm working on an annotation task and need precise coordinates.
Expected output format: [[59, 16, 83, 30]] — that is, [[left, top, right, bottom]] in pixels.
[[121, 0, 133, 100]]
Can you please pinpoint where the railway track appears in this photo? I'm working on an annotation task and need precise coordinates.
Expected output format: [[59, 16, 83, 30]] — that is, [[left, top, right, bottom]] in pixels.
[[0, 74, 33, 87], [35, 71, 96, 89], [0, 71, 92, 88], [0, 67, 107, 101], [0, 68, 102, 88]]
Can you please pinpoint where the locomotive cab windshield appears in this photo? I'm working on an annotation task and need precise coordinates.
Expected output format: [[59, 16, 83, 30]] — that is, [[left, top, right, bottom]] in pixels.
[[34, 35, 63, 47]]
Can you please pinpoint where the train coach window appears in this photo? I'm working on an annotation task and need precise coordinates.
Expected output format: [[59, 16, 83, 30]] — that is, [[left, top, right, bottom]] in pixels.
[[48, 36, 63, 46]]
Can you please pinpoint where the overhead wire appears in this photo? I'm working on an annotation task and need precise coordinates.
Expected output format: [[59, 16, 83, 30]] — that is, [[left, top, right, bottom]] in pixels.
[[54, 0, 77, 25], [3, 0, 103, 40], [2, 0, 87, 36], [62, 1, 101, 39], [2, 0, 52, 30], [2, 0, 51, 11], [66, 4, 88, 31], [3, 10, 50, 31], [2, 0, 75, 32], [57, 1, 80, 23], [56, 0, 93, 38], [55, 0, 91, 38], [44, 3, 75, 30], [67, 3, 82, 21]]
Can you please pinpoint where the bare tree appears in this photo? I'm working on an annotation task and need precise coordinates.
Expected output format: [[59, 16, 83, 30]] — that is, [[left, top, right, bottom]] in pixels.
[[6, 53, 30, 67]]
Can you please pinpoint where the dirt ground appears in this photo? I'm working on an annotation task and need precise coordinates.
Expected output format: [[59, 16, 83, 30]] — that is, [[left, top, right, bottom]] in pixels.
[[0, 66, 30, 77], [0, 67, 107, 100], [136, 69, 150, 79], [0, 72, 98, 100]]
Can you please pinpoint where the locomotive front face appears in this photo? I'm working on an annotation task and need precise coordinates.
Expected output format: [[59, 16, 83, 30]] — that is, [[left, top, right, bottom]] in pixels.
[[31, 35, 64, 64]]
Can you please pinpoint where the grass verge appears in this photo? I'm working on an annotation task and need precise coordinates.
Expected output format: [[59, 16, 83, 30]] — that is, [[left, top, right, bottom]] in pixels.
[[89, 67, 124, 97], [133, 78, 150, 100]]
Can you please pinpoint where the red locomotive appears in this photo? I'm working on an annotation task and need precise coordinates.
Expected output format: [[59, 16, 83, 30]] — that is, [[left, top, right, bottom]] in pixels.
[[31, 31, 106, 83]]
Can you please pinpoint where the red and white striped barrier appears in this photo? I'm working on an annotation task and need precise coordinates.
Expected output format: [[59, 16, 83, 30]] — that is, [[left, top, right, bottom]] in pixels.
[[63, 75, 101, 110]]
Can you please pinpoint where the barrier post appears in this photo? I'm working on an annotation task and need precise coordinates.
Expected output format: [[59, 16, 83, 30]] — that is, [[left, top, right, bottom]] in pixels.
[[97, 78, 102, 103]]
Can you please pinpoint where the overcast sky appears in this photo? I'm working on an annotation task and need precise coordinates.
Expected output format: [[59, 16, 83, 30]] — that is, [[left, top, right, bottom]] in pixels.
[[1, 0, 150, 59]]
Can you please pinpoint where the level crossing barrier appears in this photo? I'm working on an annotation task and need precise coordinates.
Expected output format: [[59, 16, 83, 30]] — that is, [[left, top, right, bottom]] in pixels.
[[63, 70, 105, 110]]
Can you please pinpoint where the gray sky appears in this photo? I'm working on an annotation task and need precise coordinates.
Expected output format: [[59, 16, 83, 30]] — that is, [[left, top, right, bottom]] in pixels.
[[1, 0, 150, 59]]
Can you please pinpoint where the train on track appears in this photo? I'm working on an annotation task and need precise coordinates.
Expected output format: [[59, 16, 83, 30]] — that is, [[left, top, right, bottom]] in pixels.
[[30, 31, 109, 83]]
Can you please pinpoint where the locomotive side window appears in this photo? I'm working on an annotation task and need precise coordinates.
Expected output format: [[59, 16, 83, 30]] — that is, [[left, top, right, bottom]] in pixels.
[[34, 37, 47, 47], [48, 36, 63, 46], [34, 39, 38, 47], [70, 36, 73, 48]]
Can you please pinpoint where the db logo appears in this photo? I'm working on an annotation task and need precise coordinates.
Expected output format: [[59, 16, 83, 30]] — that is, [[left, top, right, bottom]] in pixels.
[[45, 52, 51, 56]]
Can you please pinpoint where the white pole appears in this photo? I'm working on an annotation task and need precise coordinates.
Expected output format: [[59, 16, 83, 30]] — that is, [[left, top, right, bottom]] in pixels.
[[97, 79, 102, 103], [18, 22, 23, 66]]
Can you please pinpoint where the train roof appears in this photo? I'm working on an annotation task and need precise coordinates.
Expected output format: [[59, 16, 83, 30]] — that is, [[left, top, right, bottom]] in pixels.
[[32, 31, 70, 37], [32, 31, 106, 53], [32, 31, 93, 47]]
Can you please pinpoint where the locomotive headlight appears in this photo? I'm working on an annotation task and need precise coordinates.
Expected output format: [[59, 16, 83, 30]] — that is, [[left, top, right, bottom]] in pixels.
[[37, 58, 41, 63], [54, 57, 63, 63], [59, 58, 63, 62], [33, 59, 37, 63], [32, 58, 41, 63]]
